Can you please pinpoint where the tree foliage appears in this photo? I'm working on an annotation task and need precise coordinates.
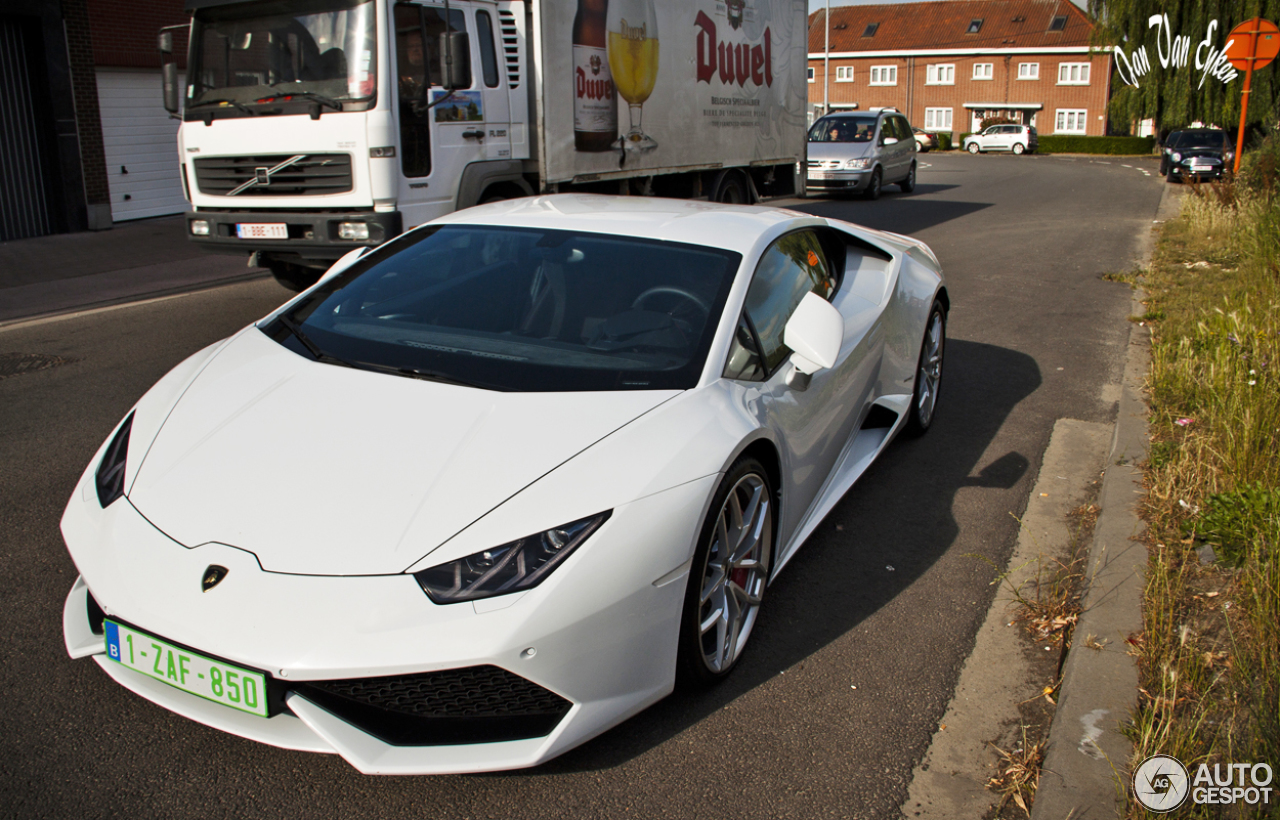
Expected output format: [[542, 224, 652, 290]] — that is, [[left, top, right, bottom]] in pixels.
[[1092, 0, 1280, 136]]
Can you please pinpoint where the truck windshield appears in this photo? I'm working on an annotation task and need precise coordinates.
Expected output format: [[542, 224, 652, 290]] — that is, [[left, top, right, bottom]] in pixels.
[[189, 0, 376, 113], [263, 225, 742, 392]]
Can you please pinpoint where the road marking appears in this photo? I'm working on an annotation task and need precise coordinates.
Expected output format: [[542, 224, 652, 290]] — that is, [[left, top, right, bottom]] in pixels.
[[1122, 164, 1133, 168]]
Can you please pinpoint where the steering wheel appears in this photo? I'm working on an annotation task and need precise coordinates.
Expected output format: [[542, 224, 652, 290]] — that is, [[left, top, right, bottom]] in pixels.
[[631, 286, 711, 322]]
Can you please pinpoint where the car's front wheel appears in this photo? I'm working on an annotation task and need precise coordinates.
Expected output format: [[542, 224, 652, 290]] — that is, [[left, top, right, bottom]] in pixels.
[[1013, 142, 1026, 155], [864, 168, 883, 200], [899, 161, 916, 193], [677, 457, 774, 687], [904, 300, 946, 436], [967, 142, 980, 155]]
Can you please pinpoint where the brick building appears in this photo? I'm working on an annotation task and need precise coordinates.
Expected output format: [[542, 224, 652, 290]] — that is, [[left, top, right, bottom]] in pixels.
[[808, 0, 1112, 139], [1, 0, 186, 241]]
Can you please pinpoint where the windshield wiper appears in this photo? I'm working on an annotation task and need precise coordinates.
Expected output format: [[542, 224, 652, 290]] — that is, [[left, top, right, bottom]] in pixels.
[[259, 89, 344, 112], [276, 314, 361, 369], [187, 98, 256, 116]]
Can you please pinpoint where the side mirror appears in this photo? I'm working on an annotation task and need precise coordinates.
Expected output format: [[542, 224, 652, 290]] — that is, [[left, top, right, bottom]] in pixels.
[[319, 246, 369, 285], [162, 62, 181, 114], [783, 292, 843, 390], [882, 136, 899, 145], [439, 31, 471, 90]]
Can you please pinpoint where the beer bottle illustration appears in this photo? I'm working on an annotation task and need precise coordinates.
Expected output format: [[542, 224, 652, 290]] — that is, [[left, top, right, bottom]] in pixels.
[[573, 0, 617, 151]]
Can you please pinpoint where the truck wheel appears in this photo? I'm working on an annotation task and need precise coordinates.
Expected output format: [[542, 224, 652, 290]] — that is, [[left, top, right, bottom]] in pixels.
[[264, 259, 322, 292], [712, 172, 748, 204]]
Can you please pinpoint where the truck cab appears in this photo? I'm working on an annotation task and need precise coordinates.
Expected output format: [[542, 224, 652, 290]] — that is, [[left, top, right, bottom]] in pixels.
[[170, 0, 531, 289]]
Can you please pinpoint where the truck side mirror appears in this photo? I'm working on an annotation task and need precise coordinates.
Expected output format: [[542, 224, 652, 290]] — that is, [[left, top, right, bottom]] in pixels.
[[162, 62, 181, 115], [439, 31, 471, 90]]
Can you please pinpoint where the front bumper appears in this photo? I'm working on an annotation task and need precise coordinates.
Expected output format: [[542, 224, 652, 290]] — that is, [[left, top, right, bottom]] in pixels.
[[186, 210, 403, 264], [1170, 160, 1225, 179], [61, 469, 714, 774], [805, 169, 871, 191]]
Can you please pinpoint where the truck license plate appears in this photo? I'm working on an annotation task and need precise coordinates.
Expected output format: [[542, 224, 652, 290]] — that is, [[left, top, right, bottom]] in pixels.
[[236, 223, 288, 240], [104, 620, 268, 717]]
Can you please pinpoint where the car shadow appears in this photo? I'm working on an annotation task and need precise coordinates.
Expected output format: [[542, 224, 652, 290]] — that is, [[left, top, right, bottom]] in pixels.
[[793, 194, 992, 236], [526, 338, 1041, 775]]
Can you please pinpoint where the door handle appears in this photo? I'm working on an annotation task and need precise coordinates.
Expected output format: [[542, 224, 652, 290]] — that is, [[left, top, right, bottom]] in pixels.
[[462, 130, 485, 140]]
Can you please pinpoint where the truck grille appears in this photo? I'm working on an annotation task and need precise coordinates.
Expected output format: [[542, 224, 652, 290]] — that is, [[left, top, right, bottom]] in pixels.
[[192, 154, 352, 196], [292, 665, 572, 746]]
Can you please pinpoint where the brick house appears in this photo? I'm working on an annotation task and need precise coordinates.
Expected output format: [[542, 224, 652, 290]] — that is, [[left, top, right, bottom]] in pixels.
[[807, 0, 1112, 140], [1, 0, 186, 241]]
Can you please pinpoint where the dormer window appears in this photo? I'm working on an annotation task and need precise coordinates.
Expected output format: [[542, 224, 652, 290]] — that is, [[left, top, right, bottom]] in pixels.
[[863, 23, 879, 37], [1049, 15, 1067, 31], [967, 19, 983, 33]]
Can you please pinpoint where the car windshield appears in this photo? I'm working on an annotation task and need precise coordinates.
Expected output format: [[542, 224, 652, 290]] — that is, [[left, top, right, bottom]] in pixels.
[[265, 225, 741, 392], [1179, 132, 1228, 149], [809, 117, 876, 143], [188, 0, 376, 111]]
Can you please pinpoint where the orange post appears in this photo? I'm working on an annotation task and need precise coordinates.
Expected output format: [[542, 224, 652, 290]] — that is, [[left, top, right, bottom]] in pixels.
[[1224, 18, 1280, 174]]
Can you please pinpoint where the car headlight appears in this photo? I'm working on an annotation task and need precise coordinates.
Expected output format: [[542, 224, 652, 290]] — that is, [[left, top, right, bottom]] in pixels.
[[844, 158, 872, 170], [1226, 151, 1235, 162], [95, 412, 135, 508], [1172, 152, 1182, 162], [413, 511, 611, 604]]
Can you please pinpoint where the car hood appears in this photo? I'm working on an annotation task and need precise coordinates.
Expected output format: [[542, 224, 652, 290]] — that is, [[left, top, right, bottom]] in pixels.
[[807, 141, 874, 162], [126, 328, 678, 576]]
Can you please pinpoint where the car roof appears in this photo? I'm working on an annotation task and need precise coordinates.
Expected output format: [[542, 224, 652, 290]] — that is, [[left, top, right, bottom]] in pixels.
[[426, 195, 825, 256]]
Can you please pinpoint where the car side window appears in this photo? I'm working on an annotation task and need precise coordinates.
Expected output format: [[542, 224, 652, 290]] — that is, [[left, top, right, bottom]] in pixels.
[[726, 231, 834, 379], [895, 117, 912, 140]]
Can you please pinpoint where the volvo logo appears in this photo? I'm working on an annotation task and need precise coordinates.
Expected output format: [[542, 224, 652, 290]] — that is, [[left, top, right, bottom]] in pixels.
[[201, 565, 229, 592], [228, 154, 306, 196]]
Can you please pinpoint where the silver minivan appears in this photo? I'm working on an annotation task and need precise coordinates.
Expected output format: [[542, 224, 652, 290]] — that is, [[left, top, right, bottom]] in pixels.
[[805, 110, 918, 199]]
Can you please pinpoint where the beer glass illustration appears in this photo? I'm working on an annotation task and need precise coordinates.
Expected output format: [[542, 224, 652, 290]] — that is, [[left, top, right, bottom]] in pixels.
[[607, 0, 659, 152]]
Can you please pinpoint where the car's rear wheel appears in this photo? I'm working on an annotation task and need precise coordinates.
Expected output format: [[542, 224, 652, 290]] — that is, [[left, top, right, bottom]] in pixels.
[[899, 161, 916, 193], [904, 300, 946, 437], [677, 457, 774, 687], [1013, 142, 1025, 155], [864, 168, 883, 200], [967, 142, 980, 155]]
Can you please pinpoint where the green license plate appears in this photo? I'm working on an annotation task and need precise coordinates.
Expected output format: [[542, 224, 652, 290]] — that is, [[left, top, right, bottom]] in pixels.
[[104, 620, 268, 717]]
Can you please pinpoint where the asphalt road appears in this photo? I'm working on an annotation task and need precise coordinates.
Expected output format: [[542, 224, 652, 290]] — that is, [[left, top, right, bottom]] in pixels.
[[0, 152, 1164, 820]]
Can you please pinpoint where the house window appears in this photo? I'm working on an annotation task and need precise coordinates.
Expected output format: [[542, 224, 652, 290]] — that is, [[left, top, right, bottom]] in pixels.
[[1018, 62, 1039, 80], [973, 63, 993, 80], [807, 67, 815, 83], [869, 65, 897, 85], [863, 23, 879, 37], [926, 64, 955, 85], [1058, 62, 1090, 84], [967, 19, 983, 33], [1055, 109, 1087, 134], [924, 107, 952, 131], [1049, 15, 1067, 32], [835, 66, 854, 82]]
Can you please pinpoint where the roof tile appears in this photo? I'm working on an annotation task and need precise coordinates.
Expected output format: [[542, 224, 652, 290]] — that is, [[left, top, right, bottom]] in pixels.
[[808, 0, 1093, 53]]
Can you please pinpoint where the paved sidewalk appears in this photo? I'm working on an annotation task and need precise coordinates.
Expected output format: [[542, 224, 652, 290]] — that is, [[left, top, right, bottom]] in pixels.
[[0, 216, 270, 326]]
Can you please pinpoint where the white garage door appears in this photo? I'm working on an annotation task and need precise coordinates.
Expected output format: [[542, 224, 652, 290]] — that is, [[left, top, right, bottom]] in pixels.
[[97, 68, 188, 222]]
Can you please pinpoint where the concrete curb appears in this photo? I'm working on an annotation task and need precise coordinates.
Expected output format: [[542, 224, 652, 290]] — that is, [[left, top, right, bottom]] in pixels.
[[1030, 180, 1183, 819]]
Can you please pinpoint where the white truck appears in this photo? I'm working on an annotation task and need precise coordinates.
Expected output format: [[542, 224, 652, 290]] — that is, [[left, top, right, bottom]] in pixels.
[[161, 0, 808, 290]]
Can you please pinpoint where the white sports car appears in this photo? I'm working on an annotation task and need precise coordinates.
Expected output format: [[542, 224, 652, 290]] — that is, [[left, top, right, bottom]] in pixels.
[[62, 195, 947, 774]]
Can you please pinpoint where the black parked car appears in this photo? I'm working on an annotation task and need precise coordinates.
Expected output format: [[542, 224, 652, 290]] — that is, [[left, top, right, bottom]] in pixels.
[[1160, 129, 1234, 182]]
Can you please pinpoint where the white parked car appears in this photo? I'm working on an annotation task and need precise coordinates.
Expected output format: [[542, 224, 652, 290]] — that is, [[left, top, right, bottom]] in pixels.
[[964, 124, 1039, 155], [62, 195, 948, 775]]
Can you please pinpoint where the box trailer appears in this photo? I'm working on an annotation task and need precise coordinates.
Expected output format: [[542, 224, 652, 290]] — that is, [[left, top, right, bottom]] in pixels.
[[163, 0, 808, 289]]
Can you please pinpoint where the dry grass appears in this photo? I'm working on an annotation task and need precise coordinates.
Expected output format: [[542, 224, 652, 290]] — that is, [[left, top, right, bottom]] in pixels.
[[1125, 152, 1280, 818], [987, 727, 1047, 817]]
